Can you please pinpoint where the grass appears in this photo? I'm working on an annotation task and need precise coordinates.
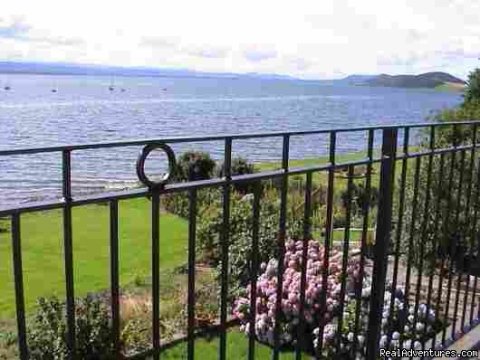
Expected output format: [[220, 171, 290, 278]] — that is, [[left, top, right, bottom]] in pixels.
[[162, 329, 308, 359], [0, 198, 188, 317], [434, 82, 465, 92]]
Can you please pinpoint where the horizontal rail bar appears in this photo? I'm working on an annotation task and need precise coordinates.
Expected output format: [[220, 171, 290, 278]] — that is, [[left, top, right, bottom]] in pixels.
[[2, 140, 478, 217], [396, 143, 479, 159], [0, 157, 384, 216], [2, 140, 479, 217], [1, 120, 480, 156]]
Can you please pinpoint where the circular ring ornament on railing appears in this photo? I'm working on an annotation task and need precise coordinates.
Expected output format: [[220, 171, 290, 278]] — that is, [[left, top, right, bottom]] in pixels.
[[136, 143, 176, 189]]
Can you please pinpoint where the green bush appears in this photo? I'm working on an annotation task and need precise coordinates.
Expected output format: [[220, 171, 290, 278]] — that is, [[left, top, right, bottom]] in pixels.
[[218, 157, 257, 193], [174, 151, 216, 182], [197, 190, 303, 297], [28, 295, 115, 359], [162, 188, 221, 219]]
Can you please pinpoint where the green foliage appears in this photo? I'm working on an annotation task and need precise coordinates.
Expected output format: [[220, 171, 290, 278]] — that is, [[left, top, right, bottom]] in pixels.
[[340, 183, 379, 221], [197, 189, 303, 297], [174, 151, 216, 181], [218, 157, 257, 194], [464, 68, 480, 104], [432, 100, 480, 126], [163, 189, 221, 219], [402, 93, 480, 271], [400, 144, 479, 271], [28, 295, 115, 359]]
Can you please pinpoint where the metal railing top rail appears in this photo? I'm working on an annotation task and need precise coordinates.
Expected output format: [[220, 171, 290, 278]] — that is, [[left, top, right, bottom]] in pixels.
[[1, 120, 480, 156]]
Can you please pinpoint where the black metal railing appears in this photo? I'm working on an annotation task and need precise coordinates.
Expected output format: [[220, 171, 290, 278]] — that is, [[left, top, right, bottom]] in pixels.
[[1, 121, 480, 359]]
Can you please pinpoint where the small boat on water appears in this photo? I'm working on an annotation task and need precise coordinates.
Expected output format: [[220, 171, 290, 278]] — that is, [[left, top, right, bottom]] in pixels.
[[108, 75, 115, 91], [4, 86, 11, 91]]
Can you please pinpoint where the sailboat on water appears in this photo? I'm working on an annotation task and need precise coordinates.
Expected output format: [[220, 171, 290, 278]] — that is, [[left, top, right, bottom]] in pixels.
[[108, 75, 115, 91], [51, 78, 58, 93]]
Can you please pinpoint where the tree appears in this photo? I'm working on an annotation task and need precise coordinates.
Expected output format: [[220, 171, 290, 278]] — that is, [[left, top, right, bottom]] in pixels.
[[464, 68, 480, 104], [174, 151, 216, 181]]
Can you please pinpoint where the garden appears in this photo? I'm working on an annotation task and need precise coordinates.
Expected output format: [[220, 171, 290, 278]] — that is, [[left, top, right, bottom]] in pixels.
[[1, 68, 480, 359]]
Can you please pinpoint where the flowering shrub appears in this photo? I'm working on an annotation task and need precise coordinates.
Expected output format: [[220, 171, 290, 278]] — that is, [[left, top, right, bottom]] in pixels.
[[233, 239, 364, 349], [315, 286, 442, 358], [233, 239, 443, 358]]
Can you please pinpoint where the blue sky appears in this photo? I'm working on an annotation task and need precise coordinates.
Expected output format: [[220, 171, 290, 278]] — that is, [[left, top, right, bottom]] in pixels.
[[0, 0, 479, 79]]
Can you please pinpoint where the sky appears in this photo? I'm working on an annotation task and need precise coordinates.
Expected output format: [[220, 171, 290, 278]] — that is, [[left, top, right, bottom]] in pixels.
[[0, 0, 479, 80]]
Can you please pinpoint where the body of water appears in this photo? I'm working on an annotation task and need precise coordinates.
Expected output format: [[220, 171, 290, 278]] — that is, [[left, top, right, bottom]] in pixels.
[[0, 74, 462, 206]]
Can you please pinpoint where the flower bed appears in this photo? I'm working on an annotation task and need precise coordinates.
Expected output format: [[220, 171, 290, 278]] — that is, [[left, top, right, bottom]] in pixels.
[[233, 239, 444, 358]]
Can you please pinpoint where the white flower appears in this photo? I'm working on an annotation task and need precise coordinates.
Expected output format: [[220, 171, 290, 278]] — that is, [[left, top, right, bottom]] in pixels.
[[415, 322, 425, 332], [357, 335, 365, 346], [380, 335, 388, 348]]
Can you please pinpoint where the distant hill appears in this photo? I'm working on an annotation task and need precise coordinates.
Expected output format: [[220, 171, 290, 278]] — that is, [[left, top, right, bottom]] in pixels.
[[338, 74, 377, 85], [348, 72, 466, 89], [0, 61, 296, 81]]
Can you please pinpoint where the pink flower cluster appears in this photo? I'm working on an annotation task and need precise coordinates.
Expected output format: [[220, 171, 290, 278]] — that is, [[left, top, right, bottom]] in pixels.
[[233, 239, 365, 347]]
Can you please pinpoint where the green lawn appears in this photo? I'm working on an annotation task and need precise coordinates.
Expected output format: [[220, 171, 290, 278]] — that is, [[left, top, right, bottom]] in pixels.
[[0, 198, 188, 317], [162, 329, 308, 359]]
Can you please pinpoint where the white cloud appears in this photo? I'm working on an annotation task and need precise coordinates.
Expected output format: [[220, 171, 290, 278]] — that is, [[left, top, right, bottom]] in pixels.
[[0, 0, 479, 79]]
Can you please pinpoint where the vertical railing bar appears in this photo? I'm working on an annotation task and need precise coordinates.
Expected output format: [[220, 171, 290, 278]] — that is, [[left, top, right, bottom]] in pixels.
[[109, 199, 120, 357], [295, 171, 312, 360], [353, 129, 374, 355], [316, 131, 336, 357], [187, 189, 197, 360], [386, 127, 409, 348], [11, 213, 28, 360], [401, 156, 421, 351], [426, 152, 445, 349], [403, 156, 421, 351], [335, 165, 354, 355], [366, 128, 397, 359], [62, 149, 76, 359], [412, 126, 434, 350], [219, 137, 232, 360], [442, 142, 462, 345], [272, 134, 289, 360], [248, 183, 261, 360], [437, 150, 456, 347], [451, 150, 467, 339], [151, 191, 161, 360], [469, 158, 480, 325], [461, 124, 477, 330]]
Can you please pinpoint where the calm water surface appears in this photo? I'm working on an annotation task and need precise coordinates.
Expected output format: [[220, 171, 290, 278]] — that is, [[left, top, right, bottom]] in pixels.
[[0, 74, 462, 206]]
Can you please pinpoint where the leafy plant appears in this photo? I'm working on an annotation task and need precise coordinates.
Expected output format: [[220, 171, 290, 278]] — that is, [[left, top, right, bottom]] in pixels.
[[174, 151, 216, 182], [218, 157, 257, 193], [28, 295, 115, 359], [197, 190, 303, 297]]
